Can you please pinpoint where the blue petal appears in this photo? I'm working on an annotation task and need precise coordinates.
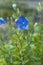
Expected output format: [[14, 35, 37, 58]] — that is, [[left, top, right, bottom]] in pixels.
[[19, 16, 29, 25], [0, 19, 6, 26], [16, 16, 29, 26], [18, 25, 29, 30], [25, 25, 28, 30]]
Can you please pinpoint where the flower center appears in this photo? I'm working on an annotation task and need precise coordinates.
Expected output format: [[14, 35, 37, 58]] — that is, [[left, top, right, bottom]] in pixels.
[[23, 22, 25, 24]]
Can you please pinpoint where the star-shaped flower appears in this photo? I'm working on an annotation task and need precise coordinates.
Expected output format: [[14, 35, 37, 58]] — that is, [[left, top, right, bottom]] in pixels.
[[16, 16, 29, 30]]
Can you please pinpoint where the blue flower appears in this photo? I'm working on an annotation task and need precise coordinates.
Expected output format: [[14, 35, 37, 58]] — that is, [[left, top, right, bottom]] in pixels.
[[16, 16, 29, 30], [0, 18, 6, 26]]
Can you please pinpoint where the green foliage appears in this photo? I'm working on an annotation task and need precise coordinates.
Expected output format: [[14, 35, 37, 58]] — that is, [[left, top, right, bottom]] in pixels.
[[0, 22, 43, 65]]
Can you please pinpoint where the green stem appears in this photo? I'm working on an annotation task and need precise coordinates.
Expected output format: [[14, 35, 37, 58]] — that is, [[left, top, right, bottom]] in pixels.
[[15, 32, 23, 65]]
